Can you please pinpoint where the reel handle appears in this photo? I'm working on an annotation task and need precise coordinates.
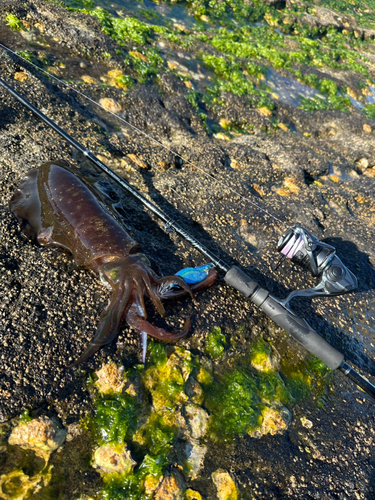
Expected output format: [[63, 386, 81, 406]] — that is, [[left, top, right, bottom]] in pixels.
[[281, 255, 358, 307], [277, 225, 357, 306]]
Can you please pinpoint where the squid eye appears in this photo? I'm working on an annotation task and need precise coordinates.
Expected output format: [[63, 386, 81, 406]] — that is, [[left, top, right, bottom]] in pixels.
[[108, 268, 119, 280], [138, 255, 151, 266]]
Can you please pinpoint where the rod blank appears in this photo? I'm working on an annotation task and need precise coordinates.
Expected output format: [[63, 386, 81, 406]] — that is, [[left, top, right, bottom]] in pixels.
[[1, 76, 374, 401]]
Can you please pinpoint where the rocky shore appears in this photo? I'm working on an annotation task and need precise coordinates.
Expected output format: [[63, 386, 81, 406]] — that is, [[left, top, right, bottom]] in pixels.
[[1, 0, 375, 497]]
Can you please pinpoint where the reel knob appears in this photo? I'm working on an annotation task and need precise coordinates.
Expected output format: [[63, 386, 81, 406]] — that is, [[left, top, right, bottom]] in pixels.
[[327, 265, 344, 282]]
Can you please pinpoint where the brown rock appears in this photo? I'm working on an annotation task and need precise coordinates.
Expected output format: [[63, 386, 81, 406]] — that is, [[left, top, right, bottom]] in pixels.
[[154, 472, 185, 500], [14, 72, 28, 82], [212, 469, 239, 500], [93, 444, 136, 474], [363, 124, 372, 134], [9, 416, 66, 455], [99, 98, 121, 113], [95, 362, 126, 394]]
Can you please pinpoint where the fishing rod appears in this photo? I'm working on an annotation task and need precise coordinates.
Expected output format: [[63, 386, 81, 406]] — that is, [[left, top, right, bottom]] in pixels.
[[0, 41, 287, 228], [1, 76, 374, 400]]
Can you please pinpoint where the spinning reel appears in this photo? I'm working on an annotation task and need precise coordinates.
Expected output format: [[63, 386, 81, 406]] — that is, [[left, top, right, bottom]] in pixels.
[[276, 225, 357, 308]]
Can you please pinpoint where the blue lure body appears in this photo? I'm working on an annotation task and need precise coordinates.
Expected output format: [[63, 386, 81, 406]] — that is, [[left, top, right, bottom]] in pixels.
[[175, 263, 215, 284], [157, 263, 216, 297]]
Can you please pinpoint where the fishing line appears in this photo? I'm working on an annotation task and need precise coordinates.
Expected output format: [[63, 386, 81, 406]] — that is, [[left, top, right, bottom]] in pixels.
[[2, 73, 375, 400], [0, 42, 288, 228]]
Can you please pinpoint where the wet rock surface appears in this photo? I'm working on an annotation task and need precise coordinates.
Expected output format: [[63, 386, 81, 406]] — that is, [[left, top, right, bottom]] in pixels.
[[8, 415, 66, 455], [93, 443, 136, 474], [0, 0, 375, 498]]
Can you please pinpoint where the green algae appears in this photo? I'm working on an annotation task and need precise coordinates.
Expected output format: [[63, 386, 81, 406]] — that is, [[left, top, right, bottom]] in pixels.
[[0, 468, 52, 500], [19, 410, 32, 424], [101, 453, 166, 500], [5, 13, 23, 31], [204, 368, 264, 438], [57, 0, 375, 122], [249, 338, 272, 371], [93, 392, 139, 445], [1, 338, 332, 499], [363, 103, 375, 119], [125, 48, 164, 83], [143, 343, 189, 412], [133, 412, 176, 455], [205, 326, 226, 360], [281, 355, 332, 407]]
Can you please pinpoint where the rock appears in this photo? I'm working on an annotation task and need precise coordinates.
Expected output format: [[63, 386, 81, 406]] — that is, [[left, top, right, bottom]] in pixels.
[[185, 377, 204, 405], [9, 416, 66, 456], [14, 72, 28, 82], [108, 69, 123, 79], [81, 75, 97, 84], [185, 489, 203, 500], [357, 158, 369, 169], [93, 444, 136, 474], [184, 440, 207, 479], [257, 106, 272, 117], [95, 362, 126, 394], [250, 348, 273, 372], [278, 123, 289, 132], [196, 358, 213, 385], [183, 404, 209, 439], [0, 468, 52, 500], [212, 469, 239, 500], [127, 154, 148, 169], [144, 475, 163, 496], [99, 98, 121, 113], [249, 405, 292, 438], [66, 422, 83, 442], [213, 132, 231, 141], [167, 348, 194, 382], [154, 471, 185, 500], [363, 124, 372, 134], [34, 22, 45, 32], [301, 416, 313, 429]]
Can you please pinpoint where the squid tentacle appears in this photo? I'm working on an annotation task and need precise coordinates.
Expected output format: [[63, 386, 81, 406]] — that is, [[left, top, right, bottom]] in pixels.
[[126, 303, 191, 342], [141, 272, 166, 317], [70, 281, 132, 367], [135, 277, 148, 319], [155, 274, 194, 299]]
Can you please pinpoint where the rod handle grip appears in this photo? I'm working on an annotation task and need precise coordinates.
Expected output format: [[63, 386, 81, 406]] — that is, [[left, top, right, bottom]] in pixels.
[[260, 296, 344, 370], [225, 266, 344, 370]]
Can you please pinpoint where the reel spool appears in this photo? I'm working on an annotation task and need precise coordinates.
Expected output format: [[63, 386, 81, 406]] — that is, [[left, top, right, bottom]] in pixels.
[[276, 225, 358, 307]]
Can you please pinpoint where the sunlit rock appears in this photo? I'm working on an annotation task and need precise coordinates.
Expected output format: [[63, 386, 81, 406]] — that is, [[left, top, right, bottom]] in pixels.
[[249, 405, 291, 438], [14, 72, 28, 82], [81, 75, 97, 84], [363, 124, 372, 134], [95, 362, 126, 394], [212, 469, 239, 500], [93, 444, 136, 474], [301, 416, 313, 429], [183, 404, 209, 439], [185, 489, 203, 500], [154, 471, 185, 500], [184, 440, 207, 479], [9, 416, 66, 457], [99, 98, 121, 113]]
